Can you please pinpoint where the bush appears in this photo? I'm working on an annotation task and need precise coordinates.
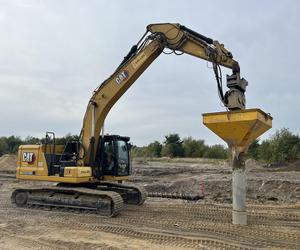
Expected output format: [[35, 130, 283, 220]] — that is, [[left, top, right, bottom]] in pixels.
[[46, 133, 80, 145], [183, 137, 207, 157], [24, 136, 41, 145], [203, 144, 228, 159], [0, 137, 9, 156], [261, 128, 300, 163], [131, 145, 147, 158], [161, 134, 184, 158], [257, 140, 274, 163], [247, 139, 260, 159], [247, 128, 300, 163], [147, 141, 162, 157], [0, 136, 22, 156], [6, 136, 22, 154]]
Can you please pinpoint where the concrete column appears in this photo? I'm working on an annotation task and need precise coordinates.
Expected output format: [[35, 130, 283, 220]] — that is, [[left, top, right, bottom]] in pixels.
[[232, 150, 247, 225]]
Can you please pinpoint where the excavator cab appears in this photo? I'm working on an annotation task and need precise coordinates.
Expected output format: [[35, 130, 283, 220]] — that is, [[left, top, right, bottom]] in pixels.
[[97, 135, 131, 178], [44, 133, 131, 179]]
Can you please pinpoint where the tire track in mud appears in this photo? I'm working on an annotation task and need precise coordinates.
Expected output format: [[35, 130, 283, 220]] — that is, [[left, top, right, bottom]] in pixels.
[[0, 217, 121, 250], [123, 202, 300, 227], [112, 213, 300, 242], [1, 202, 299, 249], [39, 238, 120, 250], [1, 182, 299, 249], [35, 221, 253, 250], [0, 228, 61, 250], [26, 217, 300, 249]]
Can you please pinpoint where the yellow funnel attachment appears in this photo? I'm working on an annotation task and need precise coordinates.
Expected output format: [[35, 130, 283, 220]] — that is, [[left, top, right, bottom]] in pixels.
[[203, 109, 272, 150]]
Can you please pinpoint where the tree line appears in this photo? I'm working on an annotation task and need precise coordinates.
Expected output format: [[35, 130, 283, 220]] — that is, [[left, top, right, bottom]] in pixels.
[[0, 128, 299, 163], [132, 128, 300, 163], [247, 128, 300, 163], [131, 134, 228, 159], [0, 134, 79, 156]]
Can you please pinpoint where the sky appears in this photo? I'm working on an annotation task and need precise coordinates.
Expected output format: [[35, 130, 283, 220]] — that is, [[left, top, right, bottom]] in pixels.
[[0, 0, 299, 146]]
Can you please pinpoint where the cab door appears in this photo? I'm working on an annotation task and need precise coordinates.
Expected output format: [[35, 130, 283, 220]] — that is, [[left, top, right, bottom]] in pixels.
[[101, 139, 115, 176], [115, 140, 130, 176]]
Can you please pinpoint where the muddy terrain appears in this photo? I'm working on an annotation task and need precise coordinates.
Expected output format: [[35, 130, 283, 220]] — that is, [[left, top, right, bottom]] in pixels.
[[131, 158, 300, 204], [0, 155, 299, 249]]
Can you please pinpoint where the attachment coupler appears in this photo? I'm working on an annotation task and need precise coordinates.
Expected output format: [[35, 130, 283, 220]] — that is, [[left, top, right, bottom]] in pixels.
[[224, 73, 248, 110]]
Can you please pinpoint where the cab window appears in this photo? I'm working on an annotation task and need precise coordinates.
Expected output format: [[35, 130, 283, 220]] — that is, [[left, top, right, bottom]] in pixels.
[[103, 141, 114, 172], [116, 140, 129, 175]]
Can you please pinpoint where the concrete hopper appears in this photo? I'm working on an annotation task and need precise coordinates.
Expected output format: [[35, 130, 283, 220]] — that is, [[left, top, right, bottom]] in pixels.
[[202, 108, 272, 151], [202, 108, 272, 226]]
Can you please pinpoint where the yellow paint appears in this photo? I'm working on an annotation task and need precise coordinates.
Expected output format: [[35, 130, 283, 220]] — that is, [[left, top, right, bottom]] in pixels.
[[16, 145, 127, 183], [131, 52, 147, 69], [203, 108, 272, 151], [17, 145, 95, 183], [41, 144, 65, 153], [17, 173, 94, 183], [17, 145, 48, 176], [63, 167, 92, 178]]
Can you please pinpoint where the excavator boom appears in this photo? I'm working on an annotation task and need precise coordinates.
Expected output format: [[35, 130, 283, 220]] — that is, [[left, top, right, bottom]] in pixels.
[[81, 23, 247, 165], [13, 23, 247, 216]]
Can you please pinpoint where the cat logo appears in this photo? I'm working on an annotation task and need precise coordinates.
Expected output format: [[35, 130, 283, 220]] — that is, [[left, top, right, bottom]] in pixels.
[[115, 70, 129, 84], [22, 152, 35, 164]]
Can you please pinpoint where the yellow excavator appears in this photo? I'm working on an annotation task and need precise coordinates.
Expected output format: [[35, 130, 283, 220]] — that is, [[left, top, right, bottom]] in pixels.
[[12, 23, 247, 216]]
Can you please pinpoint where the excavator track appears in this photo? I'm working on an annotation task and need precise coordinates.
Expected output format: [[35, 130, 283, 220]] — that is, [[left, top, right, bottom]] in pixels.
[[11, 187, 123, 217], [96, 182, 147, 205]]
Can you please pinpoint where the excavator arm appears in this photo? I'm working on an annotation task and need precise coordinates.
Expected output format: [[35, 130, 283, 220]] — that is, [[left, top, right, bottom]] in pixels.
[[147, 23, 240, 71], [80, 23, 248, 165]]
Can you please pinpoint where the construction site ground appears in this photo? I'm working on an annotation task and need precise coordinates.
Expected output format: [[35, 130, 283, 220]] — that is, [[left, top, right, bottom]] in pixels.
[[0, 155, 299, 249]]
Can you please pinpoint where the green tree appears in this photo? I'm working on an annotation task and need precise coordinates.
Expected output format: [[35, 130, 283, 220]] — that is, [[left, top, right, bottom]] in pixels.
[[203, 144, 228, 159], [247, 139, 260, 159], [49, 133, 80, 145], [258, 140, 273, 163], [259, 128, 300, 163], [131, 145, 149, 158], [182, 137, 207, 157], [0, 137, 9, 156], [147, 141, 162, 157], [6, 136, 22, 153], [24, 136, 41, 145], [161, 134, 184, 157]]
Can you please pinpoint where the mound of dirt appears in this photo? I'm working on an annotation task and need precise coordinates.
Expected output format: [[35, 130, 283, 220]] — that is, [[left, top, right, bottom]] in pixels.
[[247, 179, 300, 203], [0, 154, 17, 173], [130, 159, 300, 204], [144, 177, 202, 193]]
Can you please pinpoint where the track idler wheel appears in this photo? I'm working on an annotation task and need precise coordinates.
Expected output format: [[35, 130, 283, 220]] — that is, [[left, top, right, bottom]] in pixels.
[[11, 190, 28, 207]]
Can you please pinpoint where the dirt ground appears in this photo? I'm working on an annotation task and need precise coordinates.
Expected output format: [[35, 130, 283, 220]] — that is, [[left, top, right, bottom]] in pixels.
[[0, 155, 299, 249], [131, 158, 300, 204]]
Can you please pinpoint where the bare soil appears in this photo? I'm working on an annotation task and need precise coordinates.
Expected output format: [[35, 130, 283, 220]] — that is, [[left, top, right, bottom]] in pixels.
[[0, 155, 299, 249], [131, 158, 300, 204], [0, 154, 17, 174]]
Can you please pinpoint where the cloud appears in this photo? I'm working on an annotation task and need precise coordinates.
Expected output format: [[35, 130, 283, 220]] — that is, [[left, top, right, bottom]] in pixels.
[[0, 0, 299, 146]]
